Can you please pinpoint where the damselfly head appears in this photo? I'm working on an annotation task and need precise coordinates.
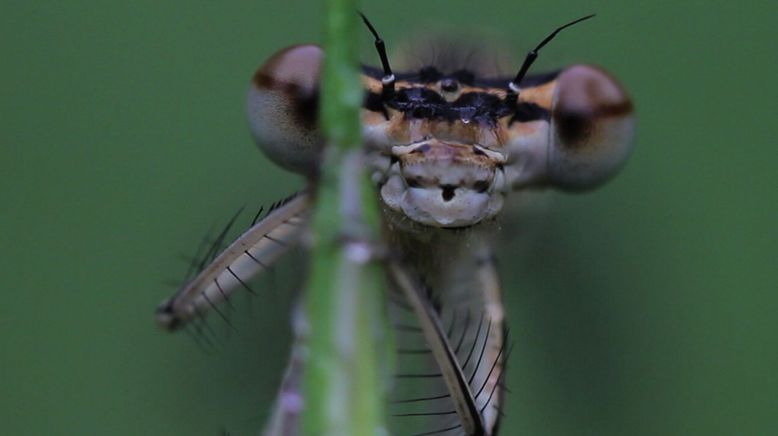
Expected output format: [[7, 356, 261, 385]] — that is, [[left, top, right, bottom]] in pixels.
[[246, 15, 634, 228]]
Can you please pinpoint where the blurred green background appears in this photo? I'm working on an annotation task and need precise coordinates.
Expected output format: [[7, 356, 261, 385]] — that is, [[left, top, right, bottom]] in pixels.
[[1, 1, 775, 435]]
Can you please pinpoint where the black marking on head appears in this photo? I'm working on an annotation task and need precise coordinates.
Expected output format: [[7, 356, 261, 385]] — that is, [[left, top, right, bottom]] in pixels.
[[441, 185, 456, 202], [362, 65, 560, 89], [405, 177, 422, 188], [363, 91, 389, 120], [389, 89, 512, 125], [473, 180, 490, 193], [363, 80, 552, 125], [510, 102, 551, 123]]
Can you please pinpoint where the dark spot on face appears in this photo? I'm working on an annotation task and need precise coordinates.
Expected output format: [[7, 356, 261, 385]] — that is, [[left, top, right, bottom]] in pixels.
[[441, 185, 456, 202], [405, 177, 422, 188], [472, 180, 490, 193]]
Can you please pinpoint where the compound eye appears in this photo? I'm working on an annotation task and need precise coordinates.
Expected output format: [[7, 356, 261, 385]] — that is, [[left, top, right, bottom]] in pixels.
[[547, 65, 635, 190], [246, 45, 324, 175]]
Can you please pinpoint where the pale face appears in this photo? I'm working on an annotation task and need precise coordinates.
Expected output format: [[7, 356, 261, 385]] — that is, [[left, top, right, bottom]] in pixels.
[[364, 109, 510, 227]]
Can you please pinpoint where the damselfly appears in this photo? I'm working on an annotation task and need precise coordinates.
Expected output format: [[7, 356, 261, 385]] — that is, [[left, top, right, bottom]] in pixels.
[[156, 14, 634, 436]]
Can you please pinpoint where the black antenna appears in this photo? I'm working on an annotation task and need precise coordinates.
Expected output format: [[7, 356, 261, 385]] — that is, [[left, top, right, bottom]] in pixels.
[[358, 12, 395, 97], [506, 14, 595, 104]]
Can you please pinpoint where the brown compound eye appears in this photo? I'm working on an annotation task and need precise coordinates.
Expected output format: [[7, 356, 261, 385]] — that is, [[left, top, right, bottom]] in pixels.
[[547, 64, 635, 190], [246, 45, 324, 176]]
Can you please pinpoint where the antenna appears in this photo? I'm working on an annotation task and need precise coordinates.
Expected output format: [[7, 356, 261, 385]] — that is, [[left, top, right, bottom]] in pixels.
[[505, 14, 596, 105], [359, 12, 395, 97]]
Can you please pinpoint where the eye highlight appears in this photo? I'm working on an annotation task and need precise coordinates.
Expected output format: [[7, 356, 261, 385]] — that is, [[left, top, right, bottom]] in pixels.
[[246, 45, 325, 176]]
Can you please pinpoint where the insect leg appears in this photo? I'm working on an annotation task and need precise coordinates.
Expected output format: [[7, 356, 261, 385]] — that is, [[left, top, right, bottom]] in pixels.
[[156, 192, 311, 331]]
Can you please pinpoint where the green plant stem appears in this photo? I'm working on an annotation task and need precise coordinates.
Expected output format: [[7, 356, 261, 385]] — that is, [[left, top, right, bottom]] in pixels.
[[301, 0, 390, 435]]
